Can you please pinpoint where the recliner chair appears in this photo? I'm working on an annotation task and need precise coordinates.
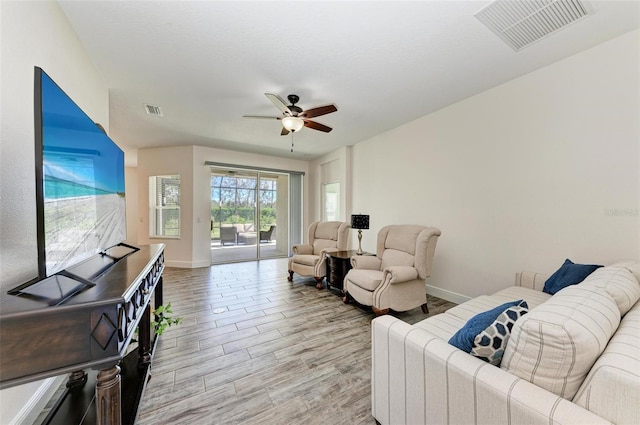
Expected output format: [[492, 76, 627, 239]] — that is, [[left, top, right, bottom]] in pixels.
[[288, 221, 350, 288], [343, 224, 441, 315]]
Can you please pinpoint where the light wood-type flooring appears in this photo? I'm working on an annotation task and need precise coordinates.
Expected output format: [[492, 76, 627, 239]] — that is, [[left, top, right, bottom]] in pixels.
[[38, 258, 456, 425]]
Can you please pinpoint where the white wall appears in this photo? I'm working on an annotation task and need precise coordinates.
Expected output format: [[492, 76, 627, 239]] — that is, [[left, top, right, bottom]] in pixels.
[[0, 1, 111, 423], [347, 30, 640, 302], [135, 145, 309, 267], [308, 146, 354, 244]]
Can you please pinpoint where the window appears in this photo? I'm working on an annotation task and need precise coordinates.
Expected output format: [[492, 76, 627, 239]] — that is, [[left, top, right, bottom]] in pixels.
[[322, 182, 340, 221], [149, 175, 180, 237]]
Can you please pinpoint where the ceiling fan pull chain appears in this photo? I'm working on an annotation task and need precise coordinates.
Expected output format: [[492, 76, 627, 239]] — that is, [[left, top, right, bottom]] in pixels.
[[290, 133, 294, 152]]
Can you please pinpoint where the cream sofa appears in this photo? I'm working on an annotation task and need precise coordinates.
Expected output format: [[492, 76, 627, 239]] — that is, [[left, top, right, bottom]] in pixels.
[[372, 261, 640, 425]]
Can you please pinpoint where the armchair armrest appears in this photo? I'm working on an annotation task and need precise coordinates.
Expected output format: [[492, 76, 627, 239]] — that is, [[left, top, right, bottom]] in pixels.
[[383, 265, 418, 284], [351, 255, 382, 270], [371, 316, 610, 425], [292, 244, 313, 255]]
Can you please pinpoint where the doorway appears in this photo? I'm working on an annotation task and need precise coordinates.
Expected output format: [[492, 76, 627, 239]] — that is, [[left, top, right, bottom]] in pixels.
[[210, 167, 289, 264]]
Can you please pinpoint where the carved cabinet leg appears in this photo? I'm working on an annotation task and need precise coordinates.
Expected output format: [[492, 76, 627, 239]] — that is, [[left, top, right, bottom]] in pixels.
[[96, 364, 121, 425]]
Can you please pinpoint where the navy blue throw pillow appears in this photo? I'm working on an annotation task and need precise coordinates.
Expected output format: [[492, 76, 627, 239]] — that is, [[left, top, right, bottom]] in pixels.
[[448, 300, 525, 353], [542, 259, 603, 295]]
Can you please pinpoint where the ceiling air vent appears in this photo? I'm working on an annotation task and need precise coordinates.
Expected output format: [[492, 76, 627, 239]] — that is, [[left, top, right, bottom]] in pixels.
[[475, 0, 594, 51], [144, 104, 163, 116]]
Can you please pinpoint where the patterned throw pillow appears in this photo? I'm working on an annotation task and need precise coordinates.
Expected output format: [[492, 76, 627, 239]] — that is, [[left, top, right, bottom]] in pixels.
[[448, 300, 525, 353], [471, 301, 529, 366]]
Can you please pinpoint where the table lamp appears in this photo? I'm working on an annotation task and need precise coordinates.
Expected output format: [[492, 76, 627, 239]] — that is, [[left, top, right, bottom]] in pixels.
[[350, 214, 370, 255]]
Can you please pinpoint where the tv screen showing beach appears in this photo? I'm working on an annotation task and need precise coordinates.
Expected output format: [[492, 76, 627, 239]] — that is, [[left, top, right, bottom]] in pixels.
[[40, 70, 126, 276]]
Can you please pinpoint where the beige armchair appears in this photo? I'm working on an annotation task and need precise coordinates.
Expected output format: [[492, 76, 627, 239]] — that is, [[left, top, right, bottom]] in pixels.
[[288, 221, 350, 288], [343, 224, 441, 315]]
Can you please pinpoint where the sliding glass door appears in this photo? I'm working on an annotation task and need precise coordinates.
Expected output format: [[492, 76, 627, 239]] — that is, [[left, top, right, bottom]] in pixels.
[[210, 167, 289, 264]]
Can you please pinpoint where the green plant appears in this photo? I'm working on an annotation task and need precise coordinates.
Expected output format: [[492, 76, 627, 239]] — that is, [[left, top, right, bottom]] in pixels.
[[152, 303, 183, 336]]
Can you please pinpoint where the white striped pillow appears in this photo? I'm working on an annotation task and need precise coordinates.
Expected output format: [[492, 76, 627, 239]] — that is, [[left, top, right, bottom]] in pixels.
[[501, 283, 620, 399]]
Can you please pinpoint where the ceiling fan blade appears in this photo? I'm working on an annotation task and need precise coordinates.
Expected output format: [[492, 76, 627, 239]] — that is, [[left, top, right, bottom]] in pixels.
[[281, 127, 290, 136], [299, 104, 337, 119], [265, 93, 292, 115], [243, 115, 281, 120], [303, 120, 332, 133]]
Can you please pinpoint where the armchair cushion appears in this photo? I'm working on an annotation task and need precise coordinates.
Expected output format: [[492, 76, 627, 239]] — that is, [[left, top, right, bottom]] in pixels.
[[314, 221, 343, 240], [348, 269, 383, 292], [294, 254, 321, 267], [313, 238, 339, 255], [381, 249, 415, 270]]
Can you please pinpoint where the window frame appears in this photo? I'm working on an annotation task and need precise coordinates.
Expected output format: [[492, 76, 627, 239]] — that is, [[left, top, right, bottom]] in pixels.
[[149, 174, 181, 239]]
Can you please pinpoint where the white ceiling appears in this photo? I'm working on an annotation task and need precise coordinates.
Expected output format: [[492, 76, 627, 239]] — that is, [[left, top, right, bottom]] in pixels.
[[58, 0, 640, 161]]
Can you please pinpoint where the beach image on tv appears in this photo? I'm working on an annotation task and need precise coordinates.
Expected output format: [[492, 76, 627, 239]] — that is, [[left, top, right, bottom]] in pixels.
[[41, 71, 126, 276]]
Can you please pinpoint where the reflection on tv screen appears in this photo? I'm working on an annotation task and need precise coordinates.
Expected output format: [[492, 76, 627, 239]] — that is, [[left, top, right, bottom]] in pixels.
[[39, 69, 126, 276]]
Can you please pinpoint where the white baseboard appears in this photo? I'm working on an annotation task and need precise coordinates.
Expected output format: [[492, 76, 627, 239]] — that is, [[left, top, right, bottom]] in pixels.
[[426, 284, 471, 305], [165, 260, 210, 268], [10, 375, 65, 425]]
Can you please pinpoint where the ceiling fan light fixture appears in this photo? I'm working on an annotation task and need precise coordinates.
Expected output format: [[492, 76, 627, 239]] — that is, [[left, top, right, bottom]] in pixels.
[[282, 116, 304, 132]]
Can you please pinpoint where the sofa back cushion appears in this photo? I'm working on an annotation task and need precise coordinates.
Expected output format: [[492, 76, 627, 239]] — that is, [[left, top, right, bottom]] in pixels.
[[501, 283, 620, 400], [579, 266, 640, 316], [572, 300, 640, 424]]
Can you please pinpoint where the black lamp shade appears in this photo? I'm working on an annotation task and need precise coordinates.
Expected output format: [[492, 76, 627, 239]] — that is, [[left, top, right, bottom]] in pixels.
[[351, 214, 370, 230]]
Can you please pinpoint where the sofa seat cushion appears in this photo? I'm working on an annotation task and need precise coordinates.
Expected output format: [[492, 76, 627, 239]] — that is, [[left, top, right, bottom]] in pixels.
[[414, 286, 548, 347], [573, 300, 640, 424], [346, 269, 383, 291], [413, 313, 467, 341], [292, 254, 320, 267], [445, 287, 550, 323], [488, 286, 552, 310], [501, 283, 621, 400]]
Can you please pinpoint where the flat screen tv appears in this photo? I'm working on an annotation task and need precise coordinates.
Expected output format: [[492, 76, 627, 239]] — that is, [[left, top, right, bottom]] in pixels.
[[34, 67, 128, 278]]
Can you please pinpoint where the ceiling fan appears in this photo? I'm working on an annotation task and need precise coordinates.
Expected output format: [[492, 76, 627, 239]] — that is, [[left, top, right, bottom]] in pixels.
[[243, 93, 337, 136]]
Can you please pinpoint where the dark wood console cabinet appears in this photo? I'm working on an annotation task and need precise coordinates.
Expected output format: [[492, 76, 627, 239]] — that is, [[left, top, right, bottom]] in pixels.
[[0, 244, 165, 425]]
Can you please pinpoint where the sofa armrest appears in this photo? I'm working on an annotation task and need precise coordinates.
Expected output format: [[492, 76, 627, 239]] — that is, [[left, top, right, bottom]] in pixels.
[[371, 315, 611, 425], [292, 244, 313, 255], [515, 271, 549, 292], [351, 255, 381, 270], [383, 266, 418, 284]]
